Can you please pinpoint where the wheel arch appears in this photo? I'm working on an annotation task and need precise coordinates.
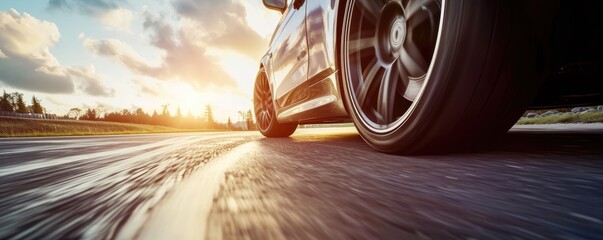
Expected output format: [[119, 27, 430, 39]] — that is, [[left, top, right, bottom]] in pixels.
[[333, 0, 351, 115]]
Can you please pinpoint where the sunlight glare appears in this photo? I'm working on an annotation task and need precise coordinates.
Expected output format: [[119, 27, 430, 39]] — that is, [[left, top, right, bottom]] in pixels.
[[242, 0, 282, 38], [169, 82, 203, 117]]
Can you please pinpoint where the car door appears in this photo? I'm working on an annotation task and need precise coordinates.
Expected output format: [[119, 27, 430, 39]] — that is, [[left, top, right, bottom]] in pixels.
[[305, 0, 337, 83], [268, 0, 308, 108]]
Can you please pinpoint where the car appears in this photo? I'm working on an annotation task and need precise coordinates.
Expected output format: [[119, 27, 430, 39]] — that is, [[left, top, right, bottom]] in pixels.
[[254, 0, 602, 153]]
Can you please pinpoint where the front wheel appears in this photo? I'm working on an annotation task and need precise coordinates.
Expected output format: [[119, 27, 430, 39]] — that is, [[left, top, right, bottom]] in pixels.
[[254, 69, 297, 138], [340, 0, 544, 153]]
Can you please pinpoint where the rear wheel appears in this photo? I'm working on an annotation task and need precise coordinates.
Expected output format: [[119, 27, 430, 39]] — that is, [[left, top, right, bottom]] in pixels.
[[254, 69, 297, 137], [340, 0, 544, 153]]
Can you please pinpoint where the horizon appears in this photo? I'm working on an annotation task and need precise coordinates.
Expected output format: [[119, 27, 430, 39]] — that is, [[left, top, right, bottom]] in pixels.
[[0, 0, 282, 122]]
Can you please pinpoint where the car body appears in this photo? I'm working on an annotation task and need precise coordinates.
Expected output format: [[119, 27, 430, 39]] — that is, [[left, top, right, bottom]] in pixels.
[[255, 0, 602, 153], [259, 0, 348, 125]]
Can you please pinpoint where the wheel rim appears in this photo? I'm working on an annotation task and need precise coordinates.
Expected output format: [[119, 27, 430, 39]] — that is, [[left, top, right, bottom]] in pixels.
[[343, 0, 442, 133], [254, 73, 274, 132]]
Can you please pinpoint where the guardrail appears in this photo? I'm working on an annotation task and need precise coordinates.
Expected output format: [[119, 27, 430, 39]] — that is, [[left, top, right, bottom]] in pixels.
[[0, 111, 58, 119]]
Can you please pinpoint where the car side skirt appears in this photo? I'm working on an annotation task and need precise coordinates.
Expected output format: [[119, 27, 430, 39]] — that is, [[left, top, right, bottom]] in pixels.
[[276, 70, 350, 124]]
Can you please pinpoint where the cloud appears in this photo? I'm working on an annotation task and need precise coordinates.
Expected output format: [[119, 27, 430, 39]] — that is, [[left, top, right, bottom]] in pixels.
[[0, 9, 73, 93], [142, 9, 241, 91], [134, 78, 161, 97], [48, 0, 133, 33], [84, 8, 241, 93], [83, 37, 157, 75], [48, 0, 120, 15], [171, 0, 267, 58], [0, 54, 74, 94], [0, 9, 60, 60], [0, 49, 7, 59], [99, 8, 134, 33], [66, 65, 115, 96], [141, 9, 177, 51], [0, 9, 113, 96]]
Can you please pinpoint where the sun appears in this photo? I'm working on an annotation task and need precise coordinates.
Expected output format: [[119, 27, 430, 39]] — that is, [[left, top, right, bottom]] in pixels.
[[168, 82, 203, 117]]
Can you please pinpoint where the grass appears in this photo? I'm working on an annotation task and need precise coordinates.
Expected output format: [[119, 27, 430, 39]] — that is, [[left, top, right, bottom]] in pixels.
[[0, 117, 216, 137], [516, 112, 603, 125], [3, 109, 601, 137]]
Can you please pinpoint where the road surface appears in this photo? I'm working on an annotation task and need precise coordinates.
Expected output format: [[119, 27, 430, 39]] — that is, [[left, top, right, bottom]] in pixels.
[[0, 124, 602, 239]]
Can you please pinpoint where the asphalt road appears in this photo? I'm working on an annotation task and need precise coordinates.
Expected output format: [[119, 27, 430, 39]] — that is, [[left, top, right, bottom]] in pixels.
[[0, 124, 602, 239]]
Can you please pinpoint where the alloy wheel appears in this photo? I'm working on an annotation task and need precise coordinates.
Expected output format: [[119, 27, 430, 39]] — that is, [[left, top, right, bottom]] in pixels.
[[343, 0, 442, 133], [254, 73, 274, 132]]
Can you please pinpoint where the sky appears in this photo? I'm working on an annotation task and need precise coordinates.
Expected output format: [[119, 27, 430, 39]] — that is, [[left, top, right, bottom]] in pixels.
[[0, 0, 281, 122]]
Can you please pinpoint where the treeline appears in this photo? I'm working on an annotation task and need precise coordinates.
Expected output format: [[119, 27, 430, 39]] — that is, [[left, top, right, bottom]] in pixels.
[[0, 90, 45, 114], [1, 89, 256, 130], [72, 105, 256, 130]]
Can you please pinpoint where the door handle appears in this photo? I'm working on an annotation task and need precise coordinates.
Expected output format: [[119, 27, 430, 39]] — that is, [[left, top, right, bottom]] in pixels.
[[293, 0, 305, 10]]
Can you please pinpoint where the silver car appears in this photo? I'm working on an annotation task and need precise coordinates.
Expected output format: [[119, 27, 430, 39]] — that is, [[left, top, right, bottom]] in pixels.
[[255, 0, 602, 153]]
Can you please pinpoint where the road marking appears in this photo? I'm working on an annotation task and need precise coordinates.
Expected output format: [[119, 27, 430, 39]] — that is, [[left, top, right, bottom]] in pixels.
[[570, 212, 602, 224], [131, 142, 256, 240]]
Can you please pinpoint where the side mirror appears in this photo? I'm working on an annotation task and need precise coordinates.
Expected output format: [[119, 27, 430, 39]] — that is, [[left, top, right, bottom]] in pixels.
[[262, 0, 287, 13]]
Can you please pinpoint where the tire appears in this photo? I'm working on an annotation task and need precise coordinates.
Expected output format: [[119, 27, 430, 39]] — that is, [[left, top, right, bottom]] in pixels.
[[340, 0, 544, 154], [254, 69, 298, 137]]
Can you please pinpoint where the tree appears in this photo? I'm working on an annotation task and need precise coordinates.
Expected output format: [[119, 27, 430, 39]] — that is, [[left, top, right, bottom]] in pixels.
[[81, 108, 97, 120], [227, 117, 232, 130], [96, 104, 106, 119], [0, 90, 13, 112], [160, 104, 171, 126], [7, 92, 20, 112], [135, 108, 145, 117], [161, 104, 170, 116], [204, 105, 214, 128], [67, 108, 82, 119], [246, 110, 254, 131], [31, 95, 44, 114], [15, 93, 28, 113], [134, 108, 149, 124], [151, 110, 159, 124]]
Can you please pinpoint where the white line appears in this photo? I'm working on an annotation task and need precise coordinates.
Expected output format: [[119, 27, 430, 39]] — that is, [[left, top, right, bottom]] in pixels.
[[128, 142, 257, 240]]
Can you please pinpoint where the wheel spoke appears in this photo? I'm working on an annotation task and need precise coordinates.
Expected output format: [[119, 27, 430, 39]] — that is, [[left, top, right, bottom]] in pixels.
[[395, 57, 411, 86], [265, 111, 272, 124], [356, 58, 381, 106], [254, 91, 263, 103], [262, 77, 270, 92], [263, 112, 271, 127], [406, 7, 430, 29], [348, 36, 376, 54], [394, 58, 424, 102], [377, 66, 399, 124], [403, 76, 424, 101], [254, 102, 261, 112], [254, 74, 276, 131], [259, 112, 264, 126], [400, 43, 428, 76], [356, 0, 383, 23], [405, 0, 433, 18]]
